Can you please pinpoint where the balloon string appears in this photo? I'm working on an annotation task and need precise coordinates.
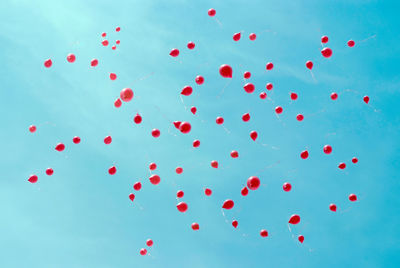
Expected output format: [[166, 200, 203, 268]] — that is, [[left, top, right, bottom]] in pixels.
[[310, 70, 317, 83], [214, 18, 223, 28], [131, 72, 155, 86], [216, 79, 232, 99], [358, 34, 376, 43], [180, 95, 189, 111]]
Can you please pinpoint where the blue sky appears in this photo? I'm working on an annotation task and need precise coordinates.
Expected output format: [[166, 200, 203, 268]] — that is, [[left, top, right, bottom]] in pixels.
[[1, 0, 400, 267]]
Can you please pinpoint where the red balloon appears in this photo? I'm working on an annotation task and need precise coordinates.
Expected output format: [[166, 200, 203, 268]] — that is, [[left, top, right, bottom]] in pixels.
[[170, 48, 179, 57], [331, 92, 338, 100], [250, 131, 258, 141], [232, 220, 238, 228], [173, 121, 182, 129], [139, 248, 147, 256], [66, 53, 76, 63], [101, 32, 106, 38], [102, 40, 109, 46], [146, 239, 153, 247], [104, 136, 112, 144], [115, 26, 121, 32], [222, 199, 234, 209], [216, 117, 224, 125], [288, 214, 300, 225], [352, 157, 358, 164], [363, 96, 370, 104], [233, 32, 241, 41], [151, 129, 160, 138], [191, 222, 200, 230], [321, 35, 329, 44], [243, 83, 255, 93], [300, 150, 309, 159], [111, 45, 117, 50], [55, 143, 65, 152], [211, 160, 218, 168], [187, 41, 195, 49], [347, 40, 355, 47], [260, 229, 268, 237], [205, 188, 212, 196], [44, 59, 52, 68], [249, 33, 256, 41], [208, 8, 216, 16], [247, 176, 260, 190], [149, 162, 157, 170], [323, 145, 332, 154], [275, 106, 283, 114], [179, 122, 192, 134], [176, 202, 188, 212], [329, 203, 337, 212], [108, 166, 116, 175], [298, 235, 304, 243], [241, 187, 249, 196], [176, 190, 184, 198], [195, 75, 204, 85], [193, 139, 200, 148], [338, 162, 346, 169], [114, 98, 122, 108], [230, 150, 239, 158], [266, 62, 274, 70], [176, 167, 183, 174], [110, 73, 117, 80], [133, 182, 142, 191], [260, 92, 267, 99], [134, 114, 142, 124], [349, 193, 357, 202], [149, 174, 161, 185], [306, 61, 313, 70], [296, 114, 304, 121], [290, 92, 298, 100], [72, 136, 81, 144], [190, 106, 197, 115], [29, 125, 37, 133], [91, 59, 98, 67], [283, 182, 292, 192], [181, 86, 193, 96], [45, 168, 54, 176], [242, 113, 250, 122], [219, 64, 233, 78], [120, 88, 134, 102], [116, 40, 120, 45], [321, 47, 333, 58], [243, 71, 251, 79], [129, 193, 135, 202], [28, 174, 38, 183], [266, 83, 273, 90]]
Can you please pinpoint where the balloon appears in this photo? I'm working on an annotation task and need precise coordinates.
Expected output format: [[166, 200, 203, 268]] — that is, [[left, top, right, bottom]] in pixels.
[[233, 32, 241, 41], [187, 41, 195, 49], [211, 160, 218, 168], [205, 188, 212, 196], [176, 167, 183, 174], [190, 106, 197, 115], [247, 176, 260, 190], [129, 193, 135, 202], [28, 175, 38, 183], [352, 157, 358, 164], [176, 202, 188, 212], [232, 220, 238, 228], [120, 88, 134, 102], [139, 248, 147, 256], [116, 40, 120, 45], [300, 150, 309, 159], [347, 40, 355, 47], [134, 114, 142, 124], [266, 62, 274, 70], [283, 182, 292, 192], [173, 121, 182, 129], [241, 187, 249, 196], [72, 136, 81, 144], [243, 83, 255, 93], [329, 203, 337, 212], [177, 190, 184, 198], [250, 131, 258, 141], [321, 47, 333, 58], [331, 92, 338, 100], [108, 166, 116, 175], [195, 75, 204, 85], [260, 229, 268, 237], [110, 73, 117, 80], [29, 125, 36, 133], [349, 194, 357, 202], [266, 83, 273, 90], [275, 106, 283, 114], [45, 168, 53, 176], [321, 35, 329, 44], [149, 163, 157, 170], [44, 59, 52, 68], [193, 139, 200, 148], [149, 174, 161, 185], [101, 32, 106, 37], [181, 86, 193, 96], [288, 214, 300, 225], [363, 96, 370, 104], [216, 117, 224, 124], [55, 143, 65, 152], [243, 71, 251, 79], [115, 26, 121, 32], [170, 48, 179, 57], [90, 59, 98, 67], [306, 61, 313, 70], [146, 239, 153, 247], [219, 64, 233, 78], [260, 92, 267, 99], [151, 129, 160, 138], [249, 33, 256, 41], [338, 162, 346, 169], [230, 150, 239, 158], [111, 45, 117, 50], [114, 98, 122, 108], [290, 92, 298, 100], [133, 182, 142, 191], [242, 113, 250, 122], [104, 136, 112, 144], [222, 199, 234, 209], [102, 40, 109, 46], [66, 53, 76, 63], [208, 8, 216, 16], [191, 222, 200, 230], [298, 235, 304, 243], [296, 114, 304, 121], [179, 122, 192, 134], [323, 145, 332, 154]]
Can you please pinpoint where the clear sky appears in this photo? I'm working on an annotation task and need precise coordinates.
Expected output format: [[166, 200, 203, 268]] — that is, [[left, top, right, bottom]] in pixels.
[[1, 0, 400, 267]]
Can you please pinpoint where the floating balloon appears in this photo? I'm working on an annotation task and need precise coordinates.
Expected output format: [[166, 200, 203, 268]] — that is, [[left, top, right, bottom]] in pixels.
[[195, 75, 204, 85], [173, 121, 182, 129], [177, 190, 184, 198], [187, 41, 195, 49], [347, 40, 355, 47], [247, 176, 260, 190], [72, 136, 81, 144], [45, 168, 53, 176], [321, 35, 329, 44], [149, 162, 157, 170], [44, 59, 52, 68], [241, 187, 249, 196], [243, 83, 255, 93], [338, 162, 346, 169], [91, 59, 98, 67], [219, 64, 233, 78], [290, 92, 298, 100], [352, 157, 358, 164], [110, 73, 117, 80], [111, 45, 116, 50], [296, 114, 304, 121], [151, 129, 160, 138], [190, 106, 197, 115], [129, 193, 135, 202], [104, 136, 112, 144], [116, 26, 121, 32], [260, 229, 268, 237], [288, 214, 300, 225], [249, 33, 256, 41], [211, 160, 218, 168], [176, 167, 183, 174], [133, 182, 142, 191], [216, 117, 224, 124], [329, 203, 337, 212], [306, 61, 313, 70], [298, 235, 304, 243], [191, 222, 200, 230], [205, 188, 212, 196], [181, 86, 193, 96], [208, 8, 216, 16], [233, 32, 241, 41], [102, 40, 109, 46], [193, 140, 200, 148], [28, 174, 38, 183], [300, 150, 309, 159], [116, 40, 120, 45], [114, 98, 122, 108], [108, 166, 116, 175], [323, 145, 332, 154], [179, 122, 192, 134], [139, 248, 147, 256], [260, 92, 267, 99], [266, 83, 273, 90], [134, 114, 142, 124], [349, 194, 357, 202], [230, 150, 239, 158], [266, 62, 274, 70], [101, 32, 106, 37], [66, 53, 76, 63], [243, 71, 251, 79], [55, 143, 65, 152], [321, 47, 333, 58], [170, 48, 179, 57], [250, 131, 258, 141], [222, 199, 234, 209], [176, 202, 188, 212], [283, 182, 292, 192], [363, 96, 370, 104], [242, 113, 250, 122], [331, 92, 338, 100], [146, 239, 153, 247], [232, 220, 238, 228], [275, 106, 283, 114], [120, 88, 134, 102], [29, 125, 36, 133], [149, 174, 161, 185]]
